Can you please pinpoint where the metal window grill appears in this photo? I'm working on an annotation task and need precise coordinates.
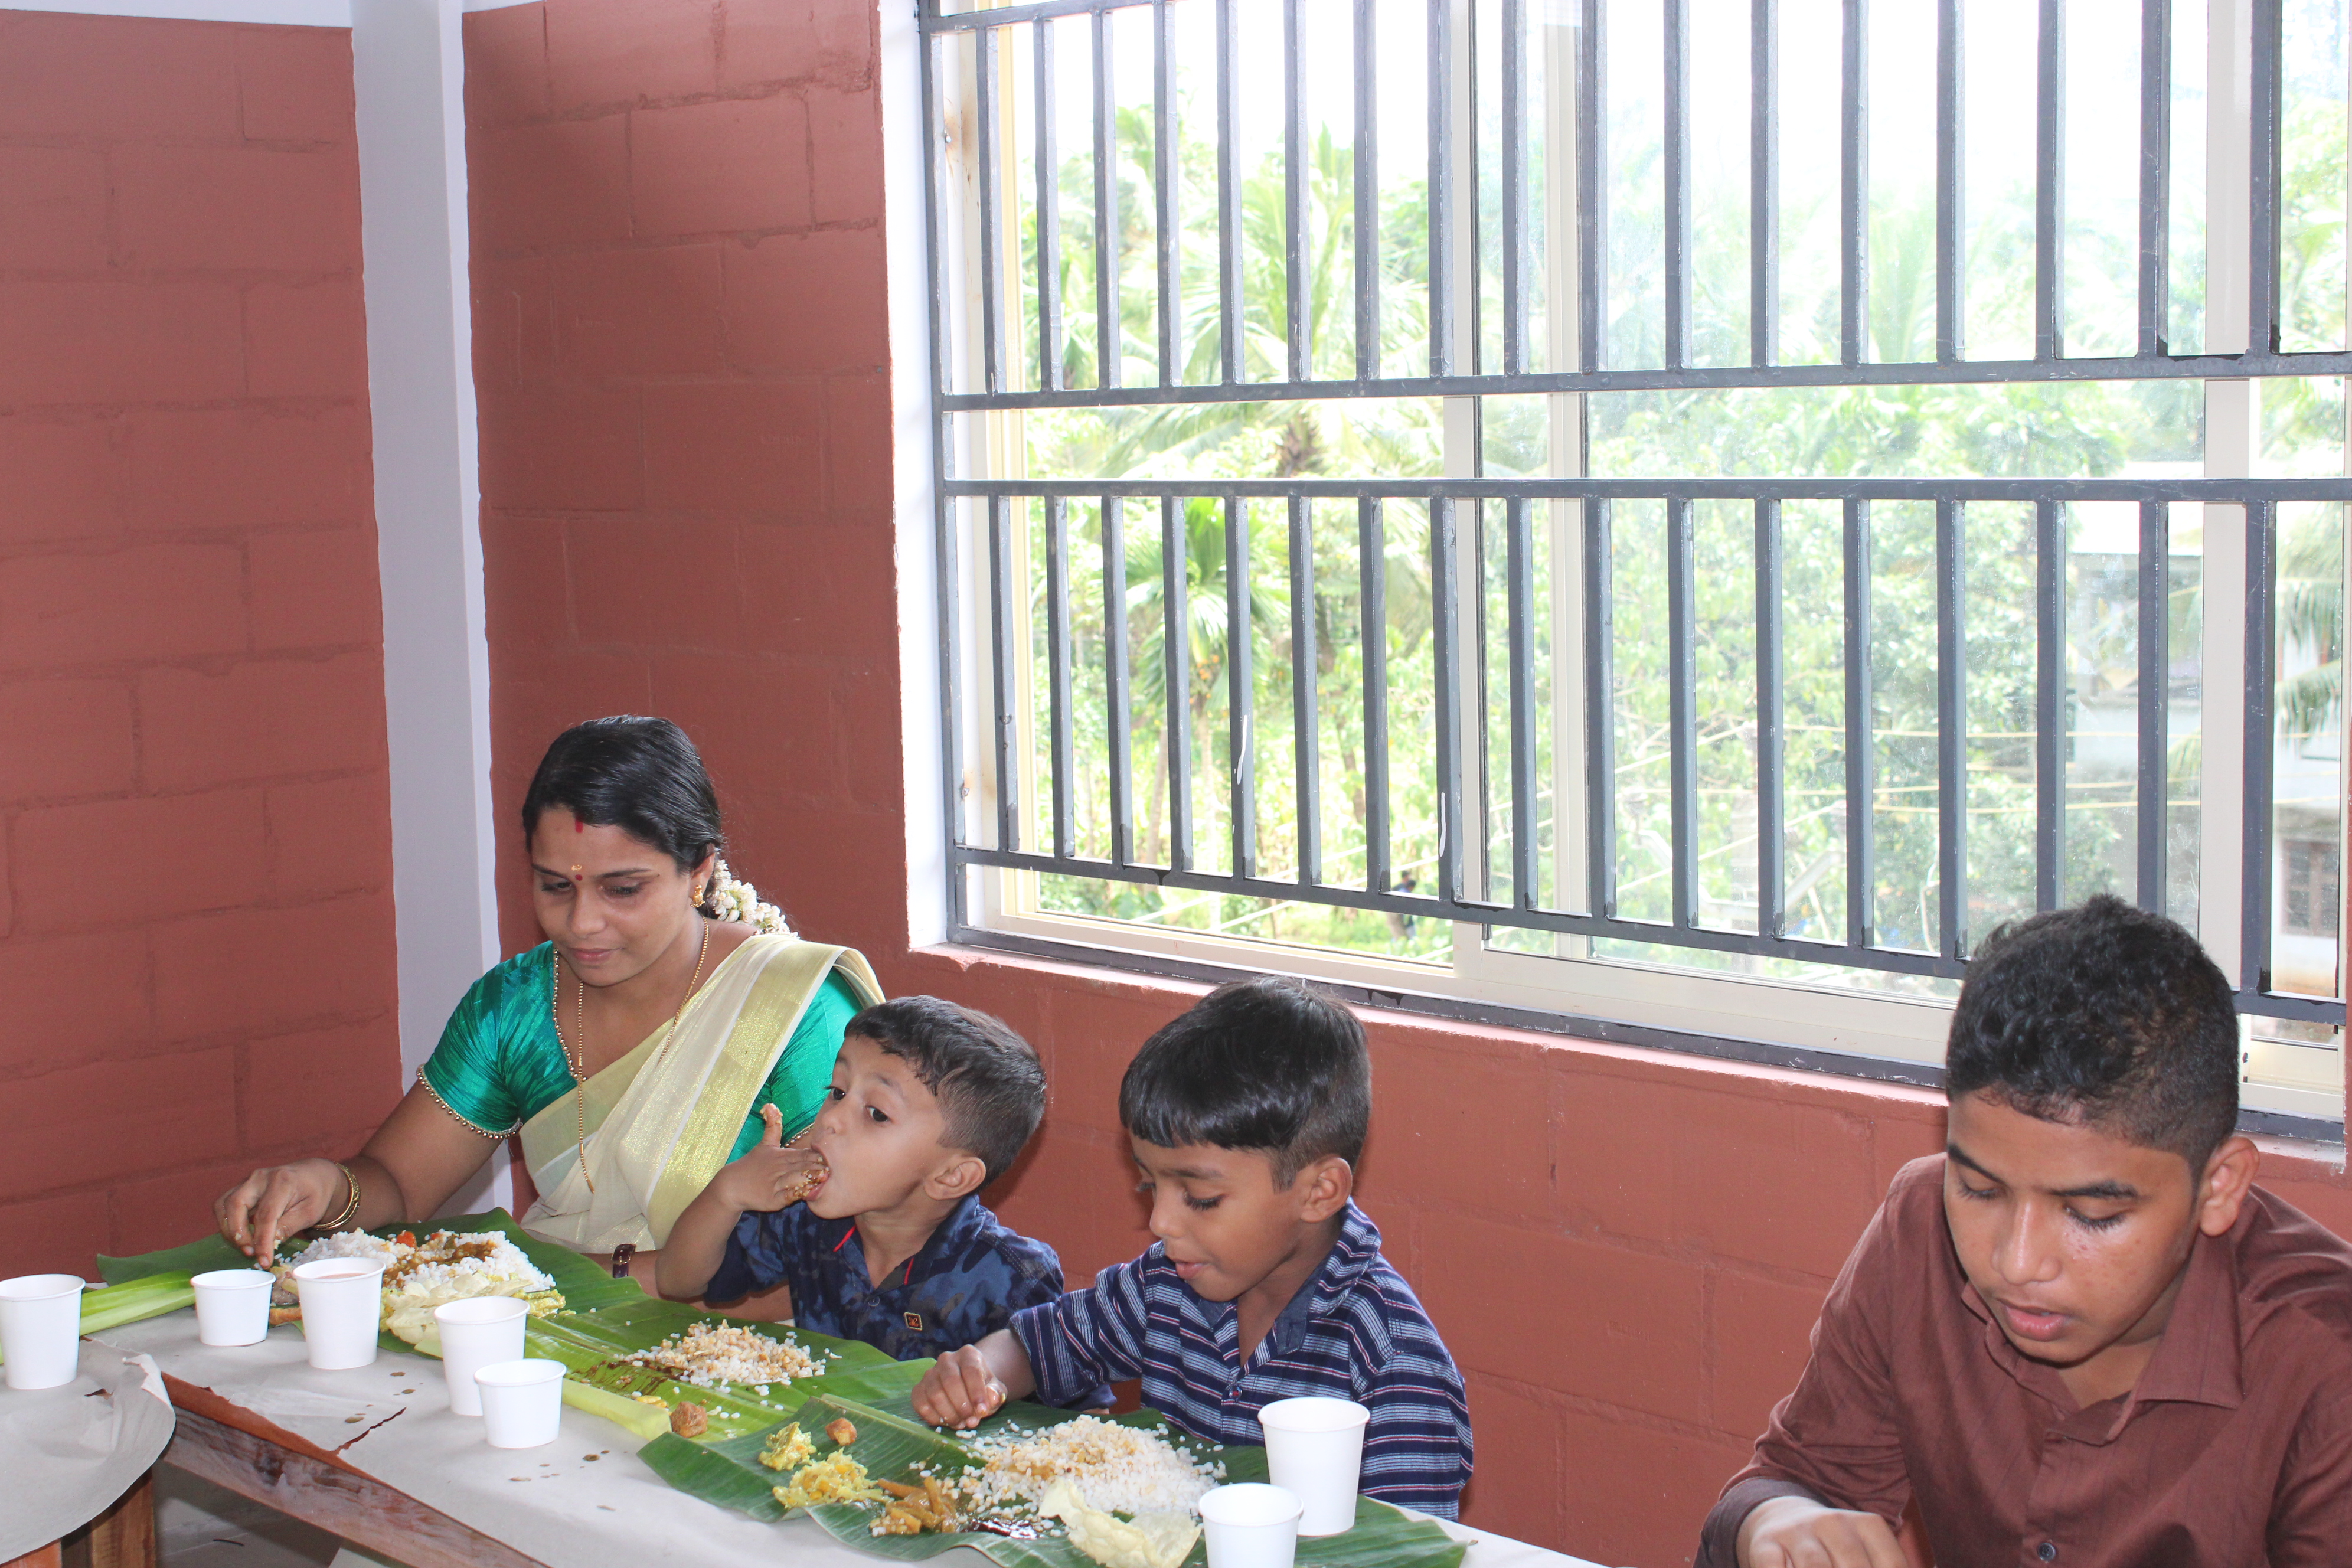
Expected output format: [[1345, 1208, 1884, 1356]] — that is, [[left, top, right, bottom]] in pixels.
[[918, 0, 2350, 1030]]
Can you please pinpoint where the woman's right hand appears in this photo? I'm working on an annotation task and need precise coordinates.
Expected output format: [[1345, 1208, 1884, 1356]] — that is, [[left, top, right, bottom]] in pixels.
[[214, 1159, 349, 1263]]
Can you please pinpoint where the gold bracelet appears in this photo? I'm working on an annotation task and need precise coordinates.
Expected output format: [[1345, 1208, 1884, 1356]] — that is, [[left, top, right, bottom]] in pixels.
[[314, 1162, 362, 1232]]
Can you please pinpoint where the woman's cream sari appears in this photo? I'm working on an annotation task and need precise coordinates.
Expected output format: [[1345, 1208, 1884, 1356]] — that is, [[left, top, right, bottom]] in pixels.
[[517, 936, 881, 1253]]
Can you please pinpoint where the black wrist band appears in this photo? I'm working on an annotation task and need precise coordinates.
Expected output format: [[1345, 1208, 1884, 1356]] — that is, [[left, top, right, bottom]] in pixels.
[[610, 1243, 636, 1279]]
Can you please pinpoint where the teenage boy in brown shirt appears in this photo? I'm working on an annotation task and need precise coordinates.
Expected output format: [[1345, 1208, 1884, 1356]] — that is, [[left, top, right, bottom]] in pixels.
[[1699, 896, 2352, 1568]]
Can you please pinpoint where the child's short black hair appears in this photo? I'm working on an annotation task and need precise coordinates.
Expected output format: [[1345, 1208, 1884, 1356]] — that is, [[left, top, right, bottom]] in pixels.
[[847, 997, 1046, 1186], [1118, 975, 1370, 1185], [1946, 894, 2239, 1169]]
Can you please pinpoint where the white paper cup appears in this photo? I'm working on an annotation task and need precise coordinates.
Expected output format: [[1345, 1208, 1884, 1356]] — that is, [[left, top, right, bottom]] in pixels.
[[1199, 1482, 1304, 1568], [474, 1358, 565, 1448], [1255, 1396, 1369, 1536], [191, 1269, 274, 1347], [0, 1273, 86, 1390], [292, 1259, 384, 1370], [434, 1297, 528, 1417]]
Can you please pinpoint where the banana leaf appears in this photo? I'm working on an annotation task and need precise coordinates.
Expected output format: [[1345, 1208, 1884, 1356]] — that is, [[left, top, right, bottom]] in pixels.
[[641, 1392, 1465, 1568], [93, 1211, 907, 1444]]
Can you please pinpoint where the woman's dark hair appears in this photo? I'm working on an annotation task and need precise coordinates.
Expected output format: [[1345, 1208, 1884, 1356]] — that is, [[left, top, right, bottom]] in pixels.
[[521, 717, 726, 906], [1946, 894, 2239, 1169], [847, 998, 1046, 1186], [1118, 975, 1370, 1185]]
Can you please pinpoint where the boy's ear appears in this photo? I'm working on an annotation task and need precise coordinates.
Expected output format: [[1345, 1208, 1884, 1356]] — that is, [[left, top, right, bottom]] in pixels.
[[2194, 1135, 2261, 1238], [1293, 1155, 1353, 1223], [925, 1151, 990, 1203]]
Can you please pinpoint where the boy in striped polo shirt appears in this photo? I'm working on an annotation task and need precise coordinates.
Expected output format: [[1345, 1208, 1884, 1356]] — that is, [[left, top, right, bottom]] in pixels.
[[912, 976, 1474, 1518]]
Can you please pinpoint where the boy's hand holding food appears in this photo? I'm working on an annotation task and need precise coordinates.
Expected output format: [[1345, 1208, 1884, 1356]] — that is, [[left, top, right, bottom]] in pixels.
[[914, 1344, 1009, 1427], [712, 1105, 829, 1214], [1736, 1497, 1909, 1568]]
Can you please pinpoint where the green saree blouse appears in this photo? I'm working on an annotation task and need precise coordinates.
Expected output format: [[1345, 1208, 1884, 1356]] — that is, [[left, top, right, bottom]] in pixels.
[[418, 941, 861, 1161]]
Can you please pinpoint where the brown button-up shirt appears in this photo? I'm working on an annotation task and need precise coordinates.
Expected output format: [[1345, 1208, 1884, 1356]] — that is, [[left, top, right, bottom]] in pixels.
[[1698, 1156, 2352, 1568]]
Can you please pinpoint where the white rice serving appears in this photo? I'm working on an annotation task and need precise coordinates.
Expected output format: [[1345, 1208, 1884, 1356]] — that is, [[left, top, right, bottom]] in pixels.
[[964, 1416, 1221, 1518], [277, 1229, 563, 1343]]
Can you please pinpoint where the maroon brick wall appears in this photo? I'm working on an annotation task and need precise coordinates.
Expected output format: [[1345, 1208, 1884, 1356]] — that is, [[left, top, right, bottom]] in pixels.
[[0, 12, 398, 1270]]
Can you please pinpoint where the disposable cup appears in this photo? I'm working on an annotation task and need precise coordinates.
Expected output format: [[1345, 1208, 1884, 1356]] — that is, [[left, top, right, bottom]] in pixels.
[[474, 1358, 565, 1448], [191, 1269, 275, 1347], [292, 1259, 384, 1370], [0, 1273, 86, 1390], [433, 1297, 528, 1417], [1254, 1396, 1369, 1536], [1198, 1483, 1304, 1568]]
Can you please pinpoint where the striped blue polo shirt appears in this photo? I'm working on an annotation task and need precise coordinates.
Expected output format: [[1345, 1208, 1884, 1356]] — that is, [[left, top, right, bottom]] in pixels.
[[1009, 1202, 1474, 1517]]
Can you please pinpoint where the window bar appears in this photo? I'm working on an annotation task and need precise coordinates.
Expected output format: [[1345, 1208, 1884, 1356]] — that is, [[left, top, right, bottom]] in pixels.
[[2248, 0, 2282, 355], [1285, 0, 1309, 382], [1935, 0, 1962, 364], [1092, 8, 1121, 390], [1361, 496, 1393, 891], [1163, 494, 1194, 871], [2136, 0, 2171, 356], [1578, 0, 1606, 373], [1154, 0, 1180, 386], [1216, 0, 1243, 385], [1750, 0, 1777, 368], [1583, 498, 1618, 916], [1428, 0, 1457, 378], [2241, 501, 2276, 992], [1663, 0, 1691, 371], [1507, 495, 1539, 907], [919, 31, 967, 893], [2137, 498, 2169, 913], [1432, 495, 1465, 903], [976, 25, 1007, 395], [989, 496, 1021, 852], [1353, 0, 1381, 380], [1035, 21, 1064, 392], [2034, 0, 2064, 360], [1667, 496, 1699, 927], [1289, 495, 1321, 884], [1501, 0, 1531, 376], [1844, 496, 1875, 947], [2035, 498, 2066, 910], [1046, 495, 1076, 858], [1936, 499, 1967, 958], [1756, 498, 1786, 937], [1226, 495, 1256, 877], [1840, 0, 1866, 365], [1103, 497, 1135, 864]]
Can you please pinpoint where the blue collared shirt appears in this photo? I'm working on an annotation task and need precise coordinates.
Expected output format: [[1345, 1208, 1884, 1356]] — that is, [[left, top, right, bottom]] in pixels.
[[711, 1194, 1098, 1392], [1010, 1203, 1475, 1517]]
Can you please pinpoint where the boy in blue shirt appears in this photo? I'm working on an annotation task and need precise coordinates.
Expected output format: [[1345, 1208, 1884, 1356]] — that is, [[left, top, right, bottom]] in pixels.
[[912, 976, 1475, 1518], [660, 997, 1089, 1375]]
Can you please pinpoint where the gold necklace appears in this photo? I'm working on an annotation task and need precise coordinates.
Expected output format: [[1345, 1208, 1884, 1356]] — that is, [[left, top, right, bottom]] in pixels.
[[551, 922, 712, 1194]]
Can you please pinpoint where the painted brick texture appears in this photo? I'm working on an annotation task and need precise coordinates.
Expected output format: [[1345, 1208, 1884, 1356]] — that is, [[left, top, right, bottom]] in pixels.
[[0, 12, 399, 1270], [462, 5, 2352, 1567], [463, 0, 896, 964]]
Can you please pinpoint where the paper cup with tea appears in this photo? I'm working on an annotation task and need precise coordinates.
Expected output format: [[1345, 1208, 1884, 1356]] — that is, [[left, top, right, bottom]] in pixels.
[[292, 1258, 384, 1371]]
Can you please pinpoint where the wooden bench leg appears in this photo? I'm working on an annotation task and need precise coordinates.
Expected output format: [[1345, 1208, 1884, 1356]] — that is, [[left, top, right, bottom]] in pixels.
[[58, 1471, 156, 1568]]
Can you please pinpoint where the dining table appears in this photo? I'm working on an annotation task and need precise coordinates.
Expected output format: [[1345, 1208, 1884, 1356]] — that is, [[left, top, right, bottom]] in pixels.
[[47, 1311, 1613, 1568]]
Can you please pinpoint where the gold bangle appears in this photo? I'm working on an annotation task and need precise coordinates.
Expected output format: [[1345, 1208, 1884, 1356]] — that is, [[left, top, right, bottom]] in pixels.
[[314, 1162, 362, 1232]]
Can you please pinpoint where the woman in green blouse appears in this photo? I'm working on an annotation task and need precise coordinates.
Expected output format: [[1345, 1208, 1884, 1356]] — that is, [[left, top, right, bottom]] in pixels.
[[213, 717, 877, 1298]]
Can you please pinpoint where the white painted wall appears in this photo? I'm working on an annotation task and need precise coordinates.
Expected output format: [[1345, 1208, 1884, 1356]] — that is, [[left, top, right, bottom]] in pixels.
[[348, 0, 509, 1216]]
